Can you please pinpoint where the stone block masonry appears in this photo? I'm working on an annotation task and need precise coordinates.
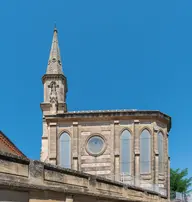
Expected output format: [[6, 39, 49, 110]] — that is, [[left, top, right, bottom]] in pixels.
[[0, 151, 168, 202]]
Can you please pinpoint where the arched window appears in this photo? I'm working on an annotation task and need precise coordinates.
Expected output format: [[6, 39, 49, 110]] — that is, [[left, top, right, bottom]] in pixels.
[[158, 132, 164, 173], [59, 132, 71, 168], [120, 130, 132, 175], [140, 129, 151, 173]]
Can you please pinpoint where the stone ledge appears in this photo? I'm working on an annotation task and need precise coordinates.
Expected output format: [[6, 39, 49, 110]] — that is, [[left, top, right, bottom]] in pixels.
[[0, 151, 29, 164], [0, 152, 167, 200], [0, 180, 138, 202], [43, 162, 161, 196], [44, 163, 90, 179]]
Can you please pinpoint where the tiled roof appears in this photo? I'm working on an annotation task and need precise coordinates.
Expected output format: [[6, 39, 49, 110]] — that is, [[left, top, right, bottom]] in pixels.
[[0, 131, 27, 158]]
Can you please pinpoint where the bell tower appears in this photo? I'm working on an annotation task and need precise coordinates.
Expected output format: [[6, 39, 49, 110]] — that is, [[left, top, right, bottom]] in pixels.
[[41, 27, 68, 115], [40, 27, 68, 162]]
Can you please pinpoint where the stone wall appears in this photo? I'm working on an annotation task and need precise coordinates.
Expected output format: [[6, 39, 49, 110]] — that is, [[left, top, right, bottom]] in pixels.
[[44, 118, 169, 191], [0, 151, 168, 202], [0, 190, 29, 202]]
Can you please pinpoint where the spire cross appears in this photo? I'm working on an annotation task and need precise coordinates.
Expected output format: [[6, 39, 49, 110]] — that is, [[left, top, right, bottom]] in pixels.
[[54, 23, 57, 32]]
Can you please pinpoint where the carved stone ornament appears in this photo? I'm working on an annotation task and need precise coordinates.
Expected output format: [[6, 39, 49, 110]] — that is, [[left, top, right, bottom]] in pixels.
[[48, 81, 59, 113]]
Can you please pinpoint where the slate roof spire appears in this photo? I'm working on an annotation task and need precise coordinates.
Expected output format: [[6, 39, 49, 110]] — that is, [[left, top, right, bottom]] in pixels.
[[46, 27, 63, 74]]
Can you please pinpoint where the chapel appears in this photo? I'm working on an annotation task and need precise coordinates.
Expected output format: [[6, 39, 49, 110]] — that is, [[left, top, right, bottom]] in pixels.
[[40, 28, 171, 195]]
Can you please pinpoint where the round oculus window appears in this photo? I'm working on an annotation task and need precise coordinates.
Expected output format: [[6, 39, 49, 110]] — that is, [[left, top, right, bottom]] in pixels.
[[87, 136, 105, 155]]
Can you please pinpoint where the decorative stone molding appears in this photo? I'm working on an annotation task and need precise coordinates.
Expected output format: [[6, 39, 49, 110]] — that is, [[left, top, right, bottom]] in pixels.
[[153, 126, 159, 132], [73, 156, 78, 160], [85, 134, 107, 157], [48, 81, 59, 114], [114, 151, 120, 157], [159, 174, 165, 181], [134, 120, 140, 124], [45, 111, 171, 132], [140, 174, 152, 180], [134, 150, 140, 156], [114, 120, 119, 124], [49, 123, 57, 126], [154, 150, 159, 155]]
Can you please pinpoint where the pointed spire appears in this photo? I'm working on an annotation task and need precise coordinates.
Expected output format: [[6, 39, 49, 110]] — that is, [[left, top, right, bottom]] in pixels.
[[46, 27, 63, 74]]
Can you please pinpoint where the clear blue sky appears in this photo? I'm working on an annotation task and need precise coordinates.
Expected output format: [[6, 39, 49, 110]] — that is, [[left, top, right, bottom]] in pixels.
[[0, 1, 191, 177]]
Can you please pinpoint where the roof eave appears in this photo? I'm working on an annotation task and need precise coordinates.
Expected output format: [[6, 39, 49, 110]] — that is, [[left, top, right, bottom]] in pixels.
[[44, 110, 171, 132]]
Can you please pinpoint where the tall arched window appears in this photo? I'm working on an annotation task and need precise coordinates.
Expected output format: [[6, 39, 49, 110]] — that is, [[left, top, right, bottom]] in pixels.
[[59, 132, 71, 168], [158, 132, 164, 173], [140, 129, 151, 173], [120, 130, 132, 175]]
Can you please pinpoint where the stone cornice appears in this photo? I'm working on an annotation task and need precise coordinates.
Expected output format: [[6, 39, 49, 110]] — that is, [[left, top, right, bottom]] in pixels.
[[0, 150, 29, 164], [40, 102, 67, 112], [45, 110, 171, 131]]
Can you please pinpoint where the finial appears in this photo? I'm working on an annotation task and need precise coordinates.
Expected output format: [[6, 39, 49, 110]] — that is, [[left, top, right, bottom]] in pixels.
[[54, 23, 57, 32]]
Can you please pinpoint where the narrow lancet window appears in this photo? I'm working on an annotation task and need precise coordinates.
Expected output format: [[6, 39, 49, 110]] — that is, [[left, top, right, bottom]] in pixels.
[[59, 132, 71, 168], [120, 130, 132, 175], [140, 129, 151, 173]]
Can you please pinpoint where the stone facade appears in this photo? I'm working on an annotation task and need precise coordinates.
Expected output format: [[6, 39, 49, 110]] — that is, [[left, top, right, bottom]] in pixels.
[[40, 111, 171, 195], [40, 28, 171, 200], [0, 151, 168, 202]]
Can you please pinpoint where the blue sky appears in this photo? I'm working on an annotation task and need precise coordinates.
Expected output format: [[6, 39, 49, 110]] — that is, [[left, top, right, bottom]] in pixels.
[[0, 1, 191, 177]]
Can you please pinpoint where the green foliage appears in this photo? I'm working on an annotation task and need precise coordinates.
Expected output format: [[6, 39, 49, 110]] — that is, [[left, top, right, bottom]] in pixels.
[[170, 168, 192, 193]]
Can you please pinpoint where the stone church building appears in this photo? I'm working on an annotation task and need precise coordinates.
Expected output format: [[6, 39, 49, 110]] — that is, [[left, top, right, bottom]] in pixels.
[[40, 28, 171, 196]]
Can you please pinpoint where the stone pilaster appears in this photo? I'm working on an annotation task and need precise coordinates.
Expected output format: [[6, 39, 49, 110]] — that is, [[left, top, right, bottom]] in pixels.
[[114, 154, 120, 181], [42, 119, 48, 137], [166, 132, 169, 156], [135, 153, 140, 186], [167, 132, 170, 199], [154, 126, 159, 185], [111, 122, 115, 180], [40, 119, 49, 162], [155, 154, 159, 185], [29, 161, 44, 184], [72, 122, 78, 170], [134, 120, 140, 186], [165, 132, 169, 176], [162, 131, 169, 197], [168, 156, 170, 200], [114, 120, 120, 181], [49, 122, 57, 164]]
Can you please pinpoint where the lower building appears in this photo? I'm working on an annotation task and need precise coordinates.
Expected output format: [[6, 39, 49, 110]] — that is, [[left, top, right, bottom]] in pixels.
[[0, 152, 169, 202]]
